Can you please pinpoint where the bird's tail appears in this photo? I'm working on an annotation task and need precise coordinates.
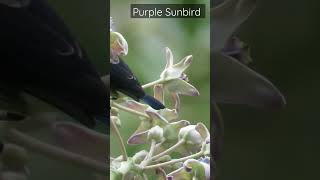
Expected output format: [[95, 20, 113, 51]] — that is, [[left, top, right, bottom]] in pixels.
[[141, 95, 165, 110]]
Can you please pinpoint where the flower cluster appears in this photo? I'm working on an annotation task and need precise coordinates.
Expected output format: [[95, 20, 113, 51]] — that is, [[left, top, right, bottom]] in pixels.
[[110, 46, 211, 179], [0, 1, 286, 179]]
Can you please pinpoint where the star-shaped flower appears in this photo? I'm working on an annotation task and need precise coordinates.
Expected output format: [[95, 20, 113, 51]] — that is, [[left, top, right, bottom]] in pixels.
[[127, 110, 189, 146], [160, 47, 199, 98]]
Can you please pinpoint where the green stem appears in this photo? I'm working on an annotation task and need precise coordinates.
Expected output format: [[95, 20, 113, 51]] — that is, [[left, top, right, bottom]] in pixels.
[[147, 140, 156, 160], [111, 101, 150, 119], [111, 117, 128, 161], [144, 150, 204, 170], [5, 128, 107, 174], [140, 140, 156, 166], [142, 173, 148, 180], [142, 79, 163, 89], [150, 140, 185, 161]]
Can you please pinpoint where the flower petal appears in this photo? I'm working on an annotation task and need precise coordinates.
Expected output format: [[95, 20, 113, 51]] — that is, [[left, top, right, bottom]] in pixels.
[[213, 53, 286, 109], [145, 111, 169, 125], [158, 109, 178, 122], [195, 123, 210, 140], [154, 84, 164, 104], [172, 55, 193, 74], [119, 100, 149, 114], [127, 130, 148, 145], [132, 119, 152, 134], [170, 120, 190, 129], [165, 47, 174, 69], [51, 122, 108, 162], [170, 93, 181, 112], [211, 0, 257, 52], [165, 79, 200, 96]]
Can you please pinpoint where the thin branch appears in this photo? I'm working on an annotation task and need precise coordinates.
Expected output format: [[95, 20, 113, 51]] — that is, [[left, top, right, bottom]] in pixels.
[[150, 140, 185, 161], [144, 150, 204, 170], [111, 101, 150, 119], [142, 79, 164, 89], [111, 117, 128, 161], [140, 140, 156, 166]]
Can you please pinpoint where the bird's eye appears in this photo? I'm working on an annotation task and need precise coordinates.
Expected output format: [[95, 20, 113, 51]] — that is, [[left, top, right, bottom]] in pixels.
[[127, 75, 135, 80]]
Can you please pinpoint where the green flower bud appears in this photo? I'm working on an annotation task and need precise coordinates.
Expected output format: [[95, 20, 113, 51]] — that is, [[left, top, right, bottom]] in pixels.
[[178, 125, 203, 146], [110, 107, 119, 117], [147, 126, 164, 143], [132, 150, 148, 164], [111, 116, 121, 128]]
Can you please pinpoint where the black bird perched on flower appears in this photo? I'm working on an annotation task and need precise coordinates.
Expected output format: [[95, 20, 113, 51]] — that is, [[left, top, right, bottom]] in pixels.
[[110, 25, 165, 110], [0, 0, 108, 128]]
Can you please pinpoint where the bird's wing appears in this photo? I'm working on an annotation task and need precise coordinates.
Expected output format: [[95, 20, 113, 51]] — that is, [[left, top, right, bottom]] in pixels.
[[0, 0, 108, 127]]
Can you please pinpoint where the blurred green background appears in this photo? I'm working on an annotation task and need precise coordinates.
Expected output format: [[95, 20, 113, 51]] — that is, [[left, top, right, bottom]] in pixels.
[[110, 0, 210, 158], [218, 0, 320, 180]]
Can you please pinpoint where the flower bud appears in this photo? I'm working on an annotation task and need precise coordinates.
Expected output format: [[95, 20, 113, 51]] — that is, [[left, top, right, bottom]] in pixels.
[[178, 125, 202, 146], [132, 150, 148, 164], [110, 107, 119, 117], [111, 116, 121, 128], [147, 126, 164, 143]]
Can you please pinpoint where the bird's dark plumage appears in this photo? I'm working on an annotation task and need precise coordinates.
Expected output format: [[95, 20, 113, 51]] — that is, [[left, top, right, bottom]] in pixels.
[[110, 58, 165, 110], [0, 0, 108, 127]]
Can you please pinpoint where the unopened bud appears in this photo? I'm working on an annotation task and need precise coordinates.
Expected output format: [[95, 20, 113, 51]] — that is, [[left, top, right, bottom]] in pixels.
[[178, 125, 202, 146], [111, 116, 121, 128], [132, 150, 148, 164], [147, 126, 164, 143], [110, 107, 119, 117]]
